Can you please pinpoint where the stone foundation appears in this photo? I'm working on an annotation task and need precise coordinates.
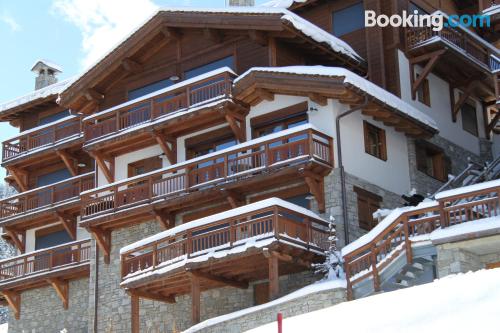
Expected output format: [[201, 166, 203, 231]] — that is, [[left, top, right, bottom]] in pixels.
[[7, 278, 89, 333]]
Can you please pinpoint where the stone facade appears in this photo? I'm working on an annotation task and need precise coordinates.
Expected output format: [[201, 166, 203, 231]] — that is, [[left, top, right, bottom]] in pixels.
[[186, 286, 346, 333], [7, 278, 89, 333]]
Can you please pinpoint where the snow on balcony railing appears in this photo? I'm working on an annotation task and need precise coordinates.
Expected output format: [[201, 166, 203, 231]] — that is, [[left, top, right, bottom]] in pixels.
[[0, 172, 95, 222], [81, 124, 333, 219], [120, 198, 329, 280], [83, 67, 236, 142], [0, 239, 91, 283], [2, 115, 82, 162]]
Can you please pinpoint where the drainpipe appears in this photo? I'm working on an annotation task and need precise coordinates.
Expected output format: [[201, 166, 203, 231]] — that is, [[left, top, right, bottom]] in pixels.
[[336, 94, 369, 245], [93, 242, 99, 333]]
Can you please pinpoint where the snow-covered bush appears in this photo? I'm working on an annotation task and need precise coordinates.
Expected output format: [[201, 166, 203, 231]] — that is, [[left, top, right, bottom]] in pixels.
[[313, 216, 343, 280]]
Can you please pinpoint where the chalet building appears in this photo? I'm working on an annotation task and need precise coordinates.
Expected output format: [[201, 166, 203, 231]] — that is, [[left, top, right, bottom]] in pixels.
[[0, 0, 497, 332]]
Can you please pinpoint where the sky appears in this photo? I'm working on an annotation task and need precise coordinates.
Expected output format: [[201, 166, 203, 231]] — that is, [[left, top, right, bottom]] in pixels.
[[0, 0, 268, 179]]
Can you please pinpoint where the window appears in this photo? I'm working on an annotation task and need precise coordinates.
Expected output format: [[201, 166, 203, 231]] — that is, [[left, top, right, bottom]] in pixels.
[[128, 156, 162, 178], [354, 187, 381, 231], [36, 168, 72, 187], [461, 100, 478, 136], [251, 102, 308, 139], [332, 2, 365, 37], [35, 226, 72, 250], [39, 110, 70, 126], [363, 121, 387, 161], [416, 75, 431, 106], [184, 56, 235, 80], [415, 140, 452, 182], [128, 78, 174, 101]]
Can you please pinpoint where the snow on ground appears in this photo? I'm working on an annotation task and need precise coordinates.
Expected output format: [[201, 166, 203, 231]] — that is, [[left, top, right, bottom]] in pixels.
[[246, 268, 500, 333], [434, 178, 500, 199], [430, 215, 500, 243], [184, 279, 346, 333], [0, 323, 7, 333]]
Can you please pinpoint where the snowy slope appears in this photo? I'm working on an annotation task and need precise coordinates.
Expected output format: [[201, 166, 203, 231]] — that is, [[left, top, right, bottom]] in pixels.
[[0, 323, 7, 333], [246, 269, 500, 333]]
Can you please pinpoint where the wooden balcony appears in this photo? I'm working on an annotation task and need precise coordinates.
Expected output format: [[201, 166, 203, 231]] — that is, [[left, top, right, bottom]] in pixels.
[[2, 116, 83, 164], [82, 68, 242, 155], [120, 199, 329, 325], [80, 126, 333, 231], [0, 239, 91, 319], [0, 173, 94, 229]]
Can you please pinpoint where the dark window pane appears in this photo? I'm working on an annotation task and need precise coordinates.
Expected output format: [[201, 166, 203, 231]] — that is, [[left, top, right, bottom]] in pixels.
[[184, 56, 235, 80], [332, 2, 365, 37], [461, 102, 478, 136], [35, 230, 72, 250], [128, 78, 174, 100], [36, 168, 72, 187], [39, 110, 70, 126]]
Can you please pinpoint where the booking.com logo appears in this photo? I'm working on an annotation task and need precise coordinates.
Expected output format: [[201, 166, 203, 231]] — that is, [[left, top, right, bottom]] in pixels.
[[365, 10, 491, 31]]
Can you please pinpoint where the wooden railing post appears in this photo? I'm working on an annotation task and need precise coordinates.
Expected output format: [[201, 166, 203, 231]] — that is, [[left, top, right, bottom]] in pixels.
[[23, 257, 27, 276], [152, 243, 157, 269], [370, 244, 380, 292], [439, 201, 448, 228], [49, 250, 54, 271], [304, 217, 311, 250], [186, 86, 191, 107], [187, 230, 193, 258], [229, 220, 235, 246], [273, 206, 279, 240], [403, 214, 413, 265], [76, 243, 81, 263], [344, 259, 353, 300]]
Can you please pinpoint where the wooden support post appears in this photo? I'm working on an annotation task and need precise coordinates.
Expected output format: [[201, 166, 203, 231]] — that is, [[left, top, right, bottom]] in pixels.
[[403, 215, 413, 265], [255, 88, 274, 102], [224, 113, 246, 142], [131, 293, 140, 333], [127, 290, 176, 304], [6, 167, 27, 192], [370, 245, 381, 292], [190, 273, 201, 325], [268, 255, 279, 300], [3, 291, 20, 320], [451, 81, 478, 122], [48, 278, 69, 309], [152, 131, 177, 164], [224, 190, 244, 208], [56, 212, 77, 240], [409, 49, 446, 100], [308, 93, 328, 106], [90, 227, 111, 264], [122, 58, 143, 74], [248, 30, 268, 46], [153, 209, 174, 230], [85, 88, 104, 104], [56, 150, 78, 177], [4, 228, 24, 253], [304, 175, 325, 213], [90, 151, 114, 183]]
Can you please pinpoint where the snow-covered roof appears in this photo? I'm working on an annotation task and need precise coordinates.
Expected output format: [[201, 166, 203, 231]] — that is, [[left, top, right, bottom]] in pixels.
[[435, 179, 500, 200], [260, 0, 307, 8], [0, 77, 75, 115], [246, 269, 500, 333], [61, 7, 364, 100], [31, 59, 63, 73], [235, 66, 438, 131], [121, 198, 327, 254]]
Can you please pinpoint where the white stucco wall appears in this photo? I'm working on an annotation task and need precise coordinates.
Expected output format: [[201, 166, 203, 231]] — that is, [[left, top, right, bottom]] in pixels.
[[25, 222, 90, 253], [114, 145, 165, 182], [398, 50, 485, 155]]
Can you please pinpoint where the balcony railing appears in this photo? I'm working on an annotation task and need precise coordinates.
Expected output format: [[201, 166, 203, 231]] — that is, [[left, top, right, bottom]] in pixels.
[[2, 116, 82, 162], [0, 173, 95, 222], [83, 68, 235, 142], [121, 201, 330, 279], [406, 25, 499, 72], [81, 126, 333, 219], [0, 239, 91, 283]]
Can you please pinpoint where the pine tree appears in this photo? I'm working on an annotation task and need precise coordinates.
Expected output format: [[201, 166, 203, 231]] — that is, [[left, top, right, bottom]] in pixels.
[[313, 216, 343, 280]]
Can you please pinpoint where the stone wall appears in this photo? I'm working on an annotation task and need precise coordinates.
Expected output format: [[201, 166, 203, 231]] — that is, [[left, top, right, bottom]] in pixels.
[[88, 219, 321, 333], [7, 278, 89, 333], [186, 286, 346, 333]]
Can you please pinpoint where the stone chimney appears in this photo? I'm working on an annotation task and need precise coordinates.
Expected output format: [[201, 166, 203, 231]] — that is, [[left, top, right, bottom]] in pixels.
[[31, 60, 62, 90], [227, 0, 255, 6]]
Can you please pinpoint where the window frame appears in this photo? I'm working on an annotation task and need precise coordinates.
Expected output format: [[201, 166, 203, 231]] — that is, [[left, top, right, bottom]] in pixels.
[[185, 127, 237, 160], [415, 140, 451, 182], [363, 121, 387, 161], [127, 156, 163, 178], [416, 74, 431, 107], [354, 186, 381, 231], [461, 99, 479, 137], [251, 102, 308, 139]]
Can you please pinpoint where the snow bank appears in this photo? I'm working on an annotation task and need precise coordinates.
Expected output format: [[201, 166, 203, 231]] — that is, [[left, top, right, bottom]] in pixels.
[[434, 179, 500, 200], [430, 215, 500, 243], [121, 198, 326, 254], [235, 66, 438, 130], [0, 323, 7, 333], [185, 279, 346, 333], [246, 268, 500, 333]]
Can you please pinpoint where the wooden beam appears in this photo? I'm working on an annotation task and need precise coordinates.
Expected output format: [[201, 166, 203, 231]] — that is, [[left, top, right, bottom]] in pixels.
[[122, 58, 143, 74], [308, 93, 327, 106], [3, 291, 20, 320], [487, 110, 500, 134], [203, 28, 222, 43], [127, 290, 176, 303], [79, 100, 99, 115], [304, 176, 325, 213], [225, 113, 246, 142], [6, 166, 27, 192], [85, 88, 104, 103], [268, 37, 277, 66], [90, 151, 114, 183], [56, 149, 78, 177], [224, 190, 244, 208], [161, 26, 181, 41], [266, 250, 311, 268], [410, 49, 446, 99], [153, 209, 174, 230], [48, 278, 69, 309], [248, 30, 268, 46], [255, 88, 274, 102], [268, 255, 279, 300], [90, 227, 111, 264], [56, 211, 77, 240], [131, 293, 140, 333], [4, 228, 24, 253], [451, 81, 478, 121], [190, 273, 201, 325], [152, 131, 176, 164], [187, 270, 249, 290]]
